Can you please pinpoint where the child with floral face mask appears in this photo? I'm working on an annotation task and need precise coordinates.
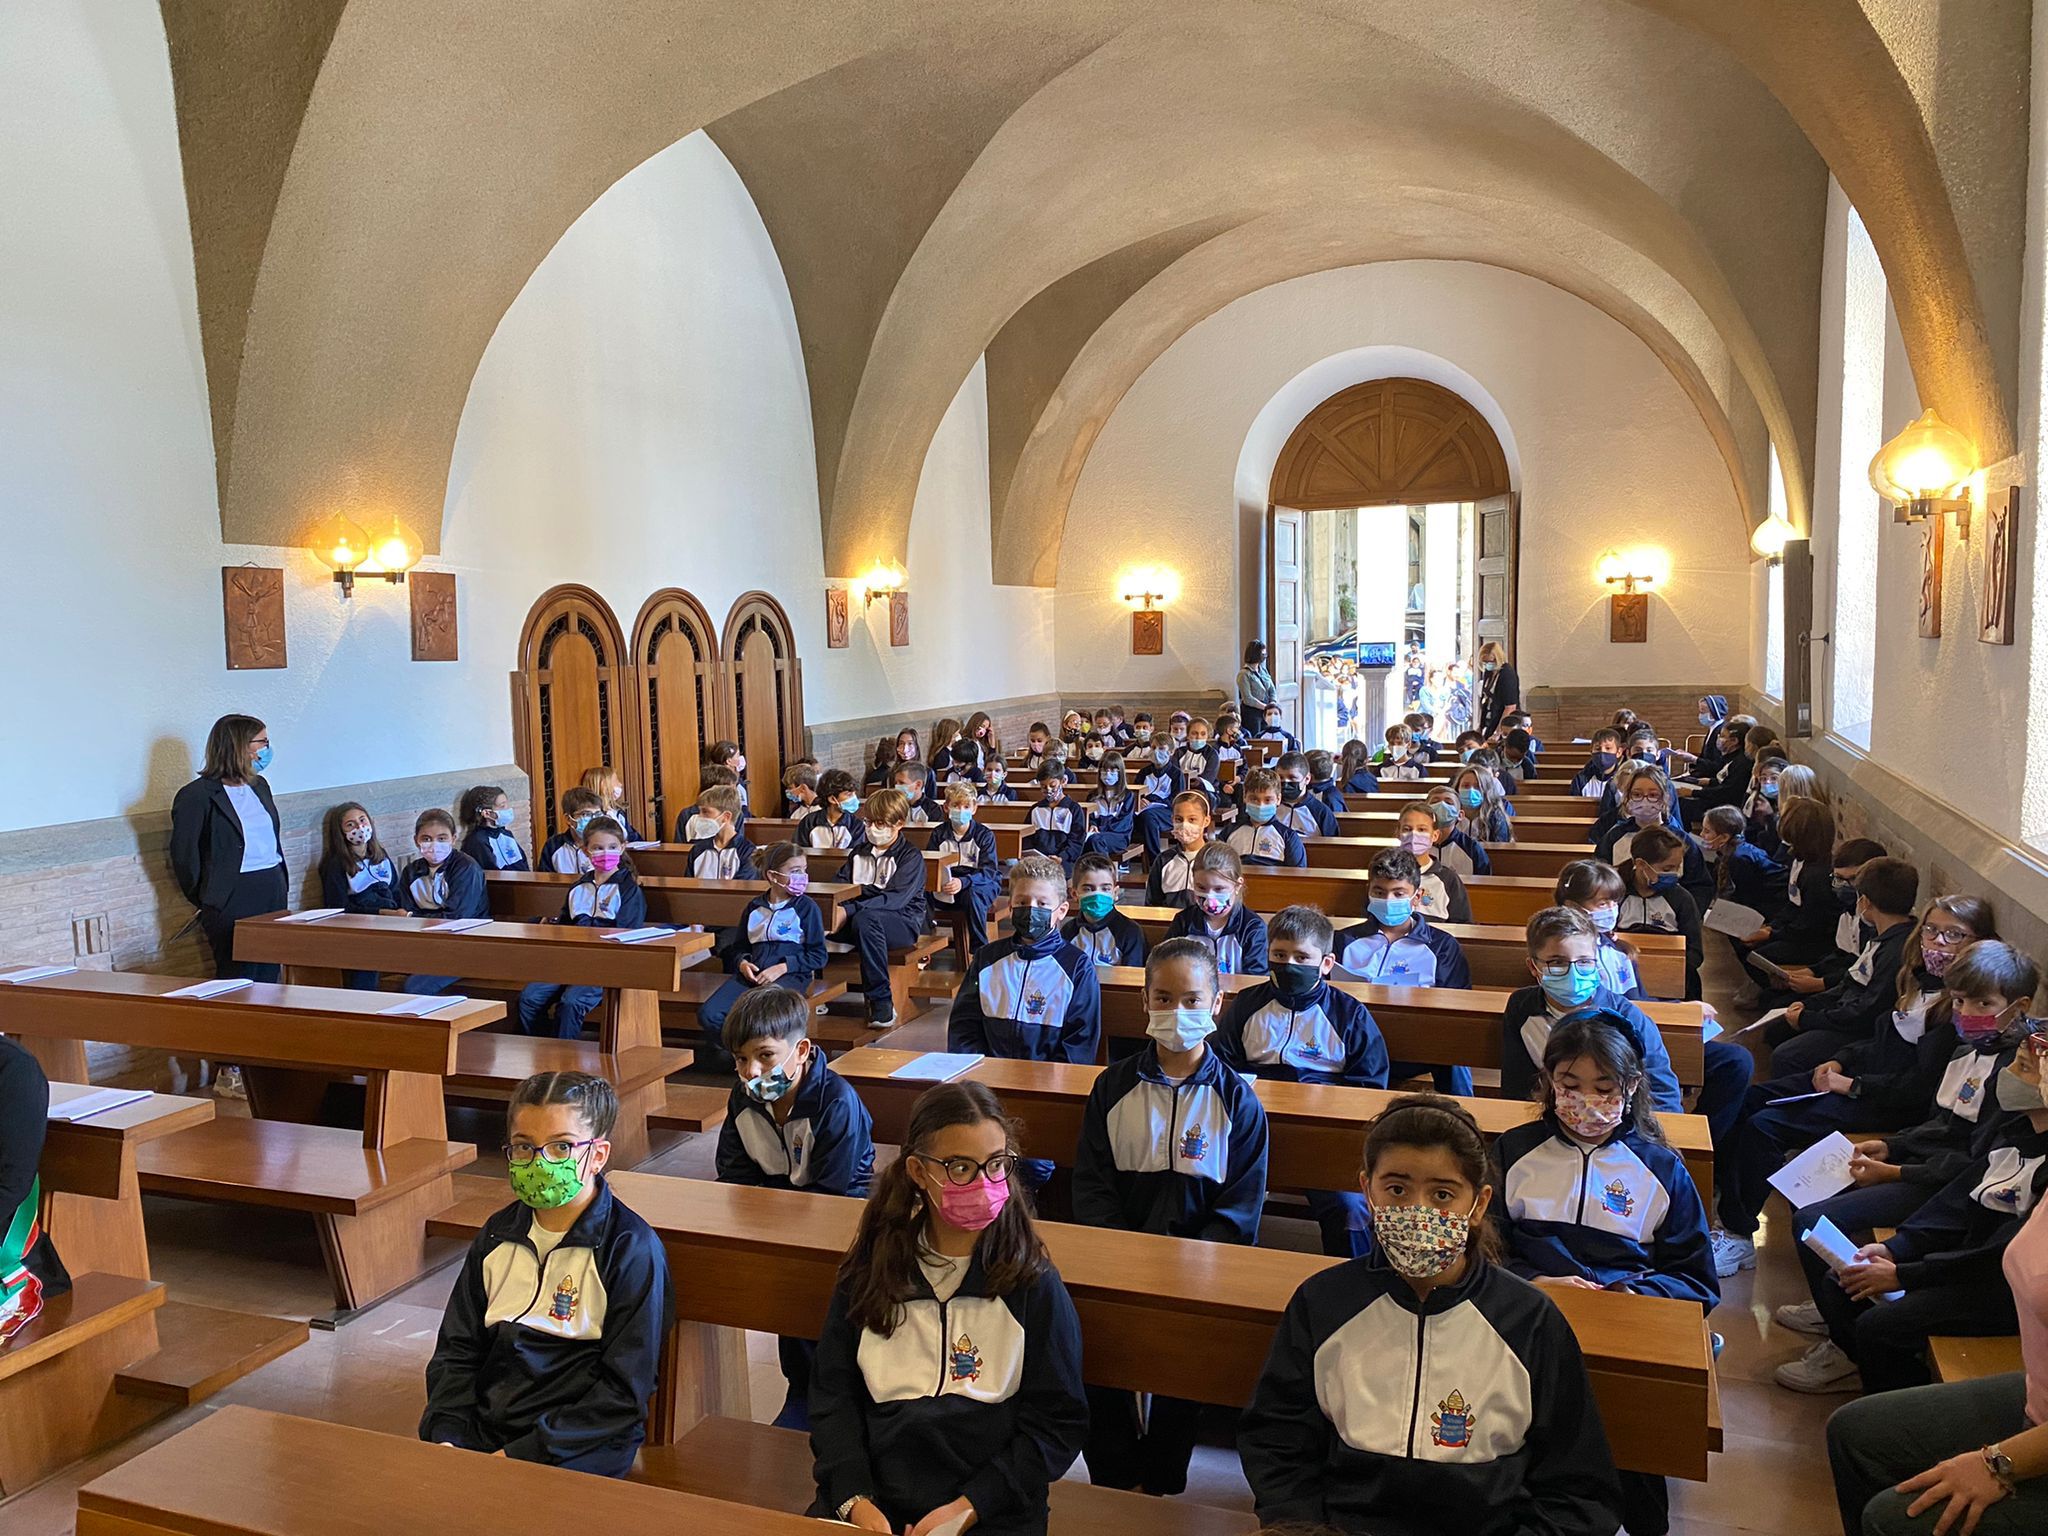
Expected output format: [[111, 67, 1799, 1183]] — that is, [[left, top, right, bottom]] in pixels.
[[1495, 1017, 1715, 1536], [1163, 845, 1269, 976], [1243, 1094, 1621, 1535], [421, 1072, 669, 1477], [811, 1082, 1086, 1535]]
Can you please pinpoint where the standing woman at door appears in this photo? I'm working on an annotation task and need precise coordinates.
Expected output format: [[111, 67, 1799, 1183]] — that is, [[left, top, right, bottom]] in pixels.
[[170, 714, 288, 987], [1476, 641, 1521, 738], [1238, 640, 1277, 722]]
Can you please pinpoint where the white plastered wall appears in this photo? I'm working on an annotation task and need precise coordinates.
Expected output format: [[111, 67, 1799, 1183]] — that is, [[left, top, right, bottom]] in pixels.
[[0, 0, 1048, 833], [1055, 262, 1753, 696]]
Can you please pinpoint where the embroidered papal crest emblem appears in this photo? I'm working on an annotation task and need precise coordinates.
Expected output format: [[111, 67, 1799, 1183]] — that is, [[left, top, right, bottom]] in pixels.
[[1431, 1389, 1475, 1449], [1179, 1125, 1210, 1162], [1599, 1179, 1635, 1219], [949, 1334, 982, 1383], [548, 1276, 578, 1323]]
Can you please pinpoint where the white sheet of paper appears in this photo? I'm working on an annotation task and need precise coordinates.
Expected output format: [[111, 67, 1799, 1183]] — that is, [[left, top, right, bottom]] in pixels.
[[1739, 1006, 1792, 1035], [626, 841, 660, 850], [604, 925, 679, 944], [1702, 899, 1767, 938], [427, 917, 493, 933], [279, 907, 345, 923], [380, 994, 471, 1016], [1766, 1088, 1833, 1107], [165, 977, 255, 999], [1769, 1131, 1857, 1207], [1802, 1215, 1860, 1273], [47, 1084, 151, 1121], [887, 1052, 984, 1082], [0, 963, 79, 984]]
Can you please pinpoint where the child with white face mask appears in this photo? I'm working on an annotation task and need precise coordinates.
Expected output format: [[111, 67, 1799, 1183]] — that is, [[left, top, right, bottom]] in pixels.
[[396, 807, 490, 995], [320, 801, 399, 989], [1242, 1094, 1622, 1536], [1074, 937, 1269, 1496]]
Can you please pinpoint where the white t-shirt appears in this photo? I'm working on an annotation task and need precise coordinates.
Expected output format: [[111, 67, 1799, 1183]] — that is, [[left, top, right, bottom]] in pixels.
[[529, 1216, 569, 1267], [225, 782, 281, 873], [918, 1247, 967, 1303]]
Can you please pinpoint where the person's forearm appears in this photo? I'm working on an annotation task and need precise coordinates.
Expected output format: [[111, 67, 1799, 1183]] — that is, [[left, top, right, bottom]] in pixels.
[[2005, 1419, 2048, 1482]]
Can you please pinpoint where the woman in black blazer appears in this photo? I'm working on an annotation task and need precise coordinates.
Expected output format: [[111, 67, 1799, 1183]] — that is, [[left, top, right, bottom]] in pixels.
[[169, 714, 288, 983], [1476, 640, 1521, 737]]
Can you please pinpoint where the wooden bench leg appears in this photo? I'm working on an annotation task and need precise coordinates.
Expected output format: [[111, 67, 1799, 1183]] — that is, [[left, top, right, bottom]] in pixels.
[[313, 1175, 459, 1313], [43, 1160, 152, 1283], [609, 1080, 659, 1169], [0, 1312, 163, 1496], [647, 1321, 751, 1444]]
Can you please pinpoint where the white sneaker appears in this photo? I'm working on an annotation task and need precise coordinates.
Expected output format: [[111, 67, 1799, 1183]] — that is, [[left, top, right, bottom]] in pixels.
[[1774, 1300, 1828, 1336], [1775, 1339, 1862, 1393], [213, 1064, 247, 1100], [1711, 1230, 1757, 1277]]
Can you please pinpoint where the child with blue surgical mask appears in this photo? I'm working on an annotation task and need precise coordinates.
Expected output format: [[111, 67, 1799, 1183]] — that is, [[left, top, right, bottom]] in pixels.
[[458, 784, 529, 871], [1450, 764, 1513, 844], [1224, 767, 1307, 868], [1499, 906, 1683, 1113], [1554, 858, 1645, 999], [931, 783, 1000, 950], [1336, 848, 1475, 1096]]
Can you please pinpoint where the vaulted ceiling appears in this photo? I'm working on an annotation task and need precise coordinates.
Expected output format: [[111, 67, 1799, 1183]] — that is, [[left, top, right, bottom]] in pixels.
[[160, 0, 2029, 581]]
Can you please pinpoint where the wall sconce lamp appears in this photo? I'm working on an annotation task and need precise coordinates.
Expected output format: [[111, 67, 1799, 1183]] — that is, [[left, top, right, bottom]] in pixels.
[[859, 561, 907, 608], [1118, 566, 1176, 655], [367, 519, 422, 585], [311, 514, 420, 598], [1869, 409, 1979, 538], [1596, 550, 1655, 644], [1750, 517, 1796, 566]]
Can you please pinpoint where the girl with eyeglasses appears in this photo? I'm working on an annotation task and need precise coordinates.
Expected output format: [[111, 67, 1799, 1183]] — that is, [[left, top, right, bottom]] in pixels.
[[420, 1071, 671, 1477], [809, 1081, 1086, 1536]]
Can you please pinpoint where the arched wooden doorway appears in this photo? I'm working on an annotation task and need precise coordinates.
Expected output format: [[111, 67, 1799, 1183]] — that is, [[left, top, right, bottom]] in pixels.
[[718, 592, 804, 814], [1267, 377, 1515, 735], [630, 588, 722, 841], [512, 586, 635, 836]]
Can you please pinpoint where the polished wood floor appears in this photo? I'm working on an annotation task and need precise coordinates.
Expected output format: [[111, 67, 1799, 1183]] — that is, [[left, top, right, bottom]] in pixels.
[[7, 943, 1833, 1535]]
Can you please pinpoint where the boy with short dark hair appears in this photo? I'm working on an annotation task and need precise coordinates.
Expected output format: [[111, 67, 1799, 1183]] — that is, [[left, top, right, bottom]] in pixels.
[[1224, 767, 1307, 868], [1273, 751, 1337, 838], [421, 1072, 671, 1476], [781, 761, 819, 815], [1024, 762, 1087, 868], [539, 787, 604, 875], [1062, 852, 1148, 968], [797, 769, 864, 851], [1303, 748, 1346, 817], [834, 789, 927, 1025]]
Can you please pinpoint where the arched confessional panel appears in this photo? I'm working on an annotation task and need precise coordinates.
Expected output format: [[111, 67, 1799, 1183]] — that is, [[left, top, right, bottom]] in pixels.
[[512, 586, 633, 836], [630, 588, 721, 842], [718, 592, 804, 813]]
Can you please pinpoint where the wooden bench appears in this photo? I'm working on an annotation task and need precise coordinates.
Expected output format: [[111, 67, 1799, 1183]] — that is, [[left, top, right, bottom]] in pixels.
[[742, 817, 1029, 863], [427, 1174, 1715, 1477], [74, 1405, 832, 1536], [1091, 967, 1709, 1089], [485, 868, 859, 932], [649, 1083, 733, 1134], [0, 1270, 165, 1495], [1342, 793, 1601, 821], [1240, 866, 1560, 926], [1294, 835, 1608, 882], [637, 1415, 1257, 1535], [1078, 905, 1686, 998], [41, 1085, 309, 1410], [0, 969, 488, 1312], [1929, 1335, 2025, 1382], [835, 1047, 1713, 1205], [820, 928, 952, 1017], [1333, 810, 1594, 842]]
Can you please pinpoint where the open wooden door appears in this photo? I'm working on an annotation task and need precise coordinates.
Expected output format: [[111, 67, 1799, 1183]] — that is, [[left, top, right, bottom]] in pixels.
[[631, 588, 722, 841], [511, 586, 633, 836], [1473, 492, 1518, 661], [1268, 506, 1304, 738], [717, 592, 805, 813]]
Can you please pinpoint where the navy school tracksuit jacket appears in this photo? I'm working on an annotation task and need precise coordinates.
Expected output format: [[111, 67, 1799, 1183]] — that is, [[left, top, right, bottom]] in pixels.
[[1215, 977, 1390, 1089], [1145, 841, 1207, 909], [1334, 914, 1472, 991], [1413, 858, 1474, 925], [1240, 1255, 1621, 1536], [1494, 1113, 1718, 1306], [1060, 910, 1149, 969], [808, 1256, 1088, 1536], [538, 832, 591, 877], [686, 832, 759, 881], [1309, 778, 1348, 816], [1499, 990, 1683, 1114], [947, 932, 1102, 1063], [461, 826, 530, 872], [1344, 767, 1381, 796], [1023, 793, 1087, 864], [1225, 818, 1307, 868], [1881, 1028, 2025, 1191], [1276, 793, 1338, 839], [321, 852, 400, 914], [1432, 829, 1492, 880], [714, 1056, 875, 1196], [933, 819, 1001, 907], [839, 835, 928, 927], [1882, 1117, 2048, 1289], [1072, 1042, 1269, 1243], [399, 849, 490, 919], [1568, 753, 1619, 799], [796, 807, 865, 852], [721, 892, 828, 990], [1173, 743, 1222, 799], [419, 1177, 672, 1477], [1086, 787, 1138, 848], [547, 866, 648, 931], [1828, 972, 1959, 1121], [1137, 758, 1185, 805], [1163, 901, 1270, 977]]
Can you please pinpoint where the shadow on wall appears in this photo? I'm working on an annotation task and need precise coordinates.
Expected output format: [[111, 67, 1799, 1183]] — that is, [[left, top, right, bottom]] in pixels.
[[129, 735, 196, 825]]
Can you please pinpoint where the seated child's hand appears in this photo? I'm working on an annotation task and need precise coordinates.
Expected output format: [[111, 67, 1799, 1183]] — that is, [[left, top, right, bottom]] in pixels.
[[1853, 1138, 1890, 1160], [1848, 1152, 1900, 1187], [1741, 927, 1770, 945], [737, 960, 761, 984], [1839, 1250, 1900, 1300], [841, 1499, 892, 1534], [1533, 1274, 1602, 1291]]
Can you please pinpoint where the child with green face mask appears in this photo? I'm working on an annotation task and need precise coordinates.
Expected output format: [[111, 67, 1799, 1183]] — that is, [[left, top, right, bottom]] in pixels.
[[1060, 853, 1149, 969], [420, 1072, 672, 1477]]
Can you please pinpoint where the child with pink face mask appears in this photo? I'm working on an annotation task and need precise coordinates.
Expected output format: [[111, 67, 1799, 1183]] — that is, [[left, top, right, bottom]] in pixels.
[[398, 807, 491, 995], [1394, 802, 1474, 923], [696, 843, 826, 1061], [808, 1081, 1087, 1536], [1494, 1014, 1715, 1536], [517, 818, 646, 1036]]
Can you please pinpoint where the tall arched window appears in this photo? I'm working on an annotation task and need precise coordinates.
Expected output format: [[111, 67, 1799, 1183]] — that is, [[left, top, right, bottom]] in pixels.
[[1827, 196, 1888, 748]]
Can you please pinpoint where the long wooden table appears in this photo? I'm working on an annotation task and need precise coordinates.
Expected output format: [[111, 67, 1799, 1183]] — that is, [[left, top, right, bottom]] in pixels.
[[0, 969, 490, 1310], [740, 817, 1028, 862], [75, 1406, 833, 1536], [1241, 866, 1559, 926], [1342, 792, 1600, 820], [484, 868, 859, 932], [427, 1174, 1716, 1478], [834, 1047, 1712, 1204], [1297, 835, 1598, 881], [1091, 967, 1709, 1088], [1092, 905, 1687, 998]]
